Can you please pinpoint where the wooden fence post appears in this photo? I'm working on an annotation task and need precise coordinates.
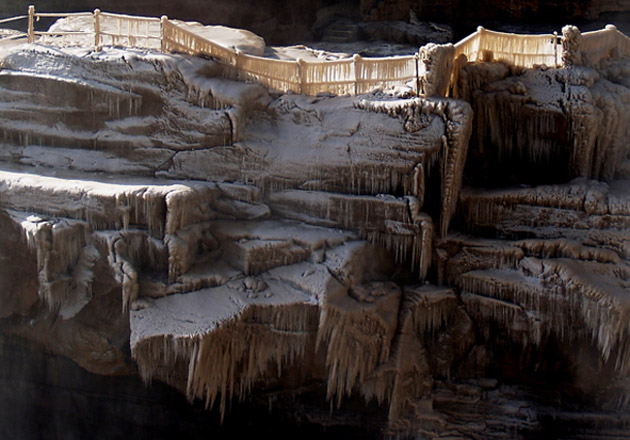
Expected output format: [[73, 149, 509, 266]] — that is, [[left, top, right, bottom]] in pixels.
[[414, 52, 420, 96], [353, 53, 361, 95], [234, 49, 242, 81], [94, 9, 101, 51], [476, 26, 485, 63], [27, 5, 34, 44], [553, 31, 558, 67], [297, 58, 307, 96], [295, 58, 302, 95], [160, 15, 168, 53]]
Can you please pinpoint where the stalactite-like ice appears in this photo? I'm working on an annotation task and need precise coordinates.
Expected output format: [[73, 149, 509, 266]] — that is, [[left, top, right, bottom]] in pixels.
[[269, 190, 434, 277], [358, 286, 471, 428], [442, 236, 630, 376], [130, 279, 319, 419], [7, 210, 97, 316], [358, 97, 473, 236], [317, 280, 402, 407], [462, 57, 630, 182]]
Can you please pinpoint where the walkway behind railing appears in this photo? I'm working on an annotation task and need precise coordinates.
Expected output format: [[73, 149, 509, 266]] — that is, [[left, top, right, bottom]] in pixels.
[[1, 6, 629, 98]]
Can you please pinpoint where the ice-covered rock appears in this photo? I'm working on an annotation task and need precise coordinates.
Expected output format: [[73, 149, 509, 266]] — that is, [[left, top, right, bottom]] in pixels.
[[0, 20, 630, 439]]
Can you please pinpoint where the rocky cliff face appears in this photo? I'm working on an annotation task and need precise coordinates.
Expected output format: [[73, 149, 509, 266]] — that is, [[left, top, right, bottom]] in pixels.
[[0, 17, 630, 440]]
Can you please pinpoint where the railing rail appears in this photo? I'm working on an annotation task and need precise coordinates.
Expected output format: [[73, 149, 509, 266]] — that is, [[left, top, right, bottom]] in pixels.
[[1, 5, 628, 98], [454, 26, 558, 67], [0, 15, 28, 25], [162, 17, 236, 63], [582, 25, 630, 65], [0, 34, 28, 41], [98, 11, 161, 50], [27, 6, 93, 46], [34, 12, 92, 18], [0, 14, 28, 42]]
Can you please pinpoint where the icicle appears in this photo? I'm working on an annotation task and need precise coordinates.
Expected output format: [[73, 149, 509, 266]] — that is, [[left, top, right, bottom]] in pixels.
[[132, 302, 318, 421], [316, 281, 402, 407], [456, 254, 630, 374], [418, 215, 433, 281]]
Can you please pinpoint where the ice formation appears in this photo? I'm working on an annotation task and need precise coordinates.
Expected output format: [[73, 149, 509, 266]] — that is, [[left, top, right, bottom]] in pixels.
[[0, 13, 629, 439]]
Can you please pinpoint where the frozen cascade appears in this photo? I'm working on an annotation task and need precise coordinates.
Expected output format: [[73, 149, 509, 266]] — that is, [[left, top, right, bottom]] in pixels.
[[316, 280, 402, 407], [446, 236, 630, 377], [464, 61, 630, 182], [358, 96, 473, 236], [269, 190, 434, 278], [7, 210, 97, 313], [132, 290, 319, 421], [357, 286, 469, 425]]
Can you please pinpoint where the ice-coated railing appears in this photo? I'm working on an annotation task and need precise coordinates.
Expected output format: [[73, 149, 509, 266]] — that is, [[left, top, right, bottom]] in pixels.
[[13, 5, 422, 97], [0, 6, 628, 97], [161, 15, 419, 96], [450, 26, 560, 98], [450, 24, 630, 94], [0, 15, 29, 41], [454, 26, 559, 68], [25, 6, 93, 45], [97, 11, 162, 51], [581, 24, 630, 66]]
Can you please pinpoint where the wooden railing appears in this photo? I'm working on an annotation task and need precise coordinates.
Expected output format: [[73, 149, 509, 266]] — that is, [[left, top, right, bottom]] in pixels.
[[27, 6, 93, 45], [0, 6, 626, 98], [236, 53, 302, 94], [14, 5, 421, 97], [0, 15, 28, 41], [97, 11, 161, 51], [450, 26, 560, 98], [582, 24, 630, 66], [161, 16, 418, 95], [161, 18, 235, 63], [454, 26, 559, 68]]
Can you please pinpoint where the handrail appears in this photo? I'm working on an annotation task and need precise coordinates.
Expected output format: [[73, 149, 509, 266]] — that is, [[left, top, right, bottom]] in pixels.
[[15, 5, 420, 96], [26, 7, 93, 46], [0, 15, 28, 25], [97, 11, 161, 50], [99, 12, 160, 22], [162, 18, 236, 63], [0, 33, 27, 41], [99, 31, 161, 39], [35, 31, 89, 35], [34, 12, 92, 18], [0, 14, 28, 41], [3, 5, 629, 98], [582, 25, 630, 65], [455, 27, 557, 67], [450, 26, 560, 98]]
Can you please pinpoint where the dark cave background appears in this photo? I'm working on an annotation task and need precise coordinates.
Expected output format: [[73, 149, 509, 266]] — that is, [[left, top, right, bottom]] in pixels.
[[2, 0, 630, 44]]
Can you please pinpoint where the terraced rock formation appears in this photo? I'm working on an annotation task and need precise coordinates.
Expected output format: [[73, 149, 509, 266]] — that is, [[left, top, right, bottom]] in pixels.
[[0, 22, 629, 439]]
